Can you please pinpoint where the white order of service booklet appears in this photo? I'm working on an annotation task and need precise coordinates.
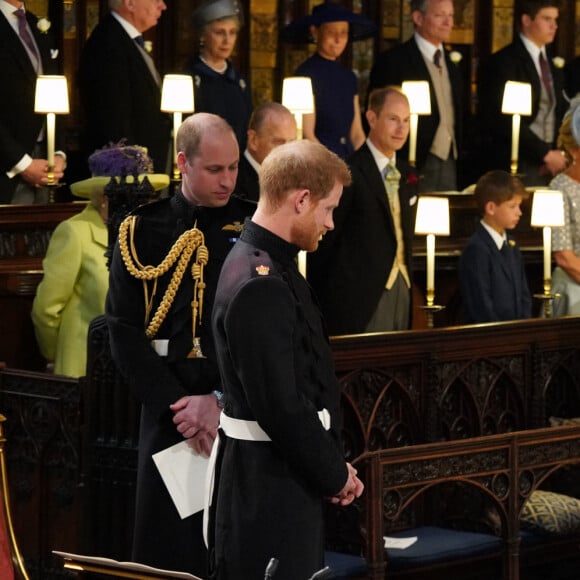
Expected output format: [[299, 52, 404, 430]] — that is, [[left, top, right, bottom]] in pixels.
[[152, 440, 210, 519]]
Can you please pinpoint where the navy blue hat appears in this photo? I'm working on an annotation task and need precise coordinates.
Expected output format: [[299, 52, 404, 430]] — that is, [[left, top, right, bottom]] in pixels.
[[281, 1, 376, 44]]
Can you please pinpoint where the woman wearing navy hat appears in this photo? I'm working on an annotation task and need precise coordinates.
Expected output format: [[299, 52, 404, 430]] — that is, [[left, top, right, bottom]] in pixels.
[[184, 0, 252, 149], [282, 1, 376, 158]]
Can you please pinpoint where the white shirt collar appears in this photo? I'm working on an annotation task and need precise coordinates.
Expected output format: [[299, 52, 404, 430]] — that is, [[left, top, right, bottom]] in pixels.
[[481, 219, 507, 251], [366, 138, 396, 175], [1, 1, 23, 32], [520, 32, 545, 62], [243, 149, 261, 174], [111, 10, 141, 40], [414, 31, 443, 63]]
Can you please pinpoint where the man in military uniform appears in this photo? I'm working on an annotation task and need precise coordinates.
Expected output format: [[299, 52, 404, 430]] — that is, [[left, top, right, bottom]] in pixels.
[[105, 113, 255, 576], [209, 140, 364, 580]]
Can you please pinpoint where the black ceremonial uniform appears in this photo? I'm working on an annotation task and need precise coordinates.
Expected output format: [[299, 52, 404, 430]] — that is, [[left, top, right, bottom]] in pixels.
[[210, 220, 349, 580], [105, 191, 255, 576]]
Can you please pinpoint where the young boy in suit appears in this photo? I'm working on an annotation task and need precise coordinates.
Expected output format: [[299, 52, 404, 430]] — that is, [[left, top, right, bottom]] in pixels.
[[459, 170, 532, 323]]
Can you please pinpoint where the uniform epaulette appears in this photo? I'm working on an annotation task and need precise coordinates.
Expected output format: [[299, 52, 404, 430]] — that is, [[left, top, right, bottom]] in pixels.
[[129, 196, 171, 217]]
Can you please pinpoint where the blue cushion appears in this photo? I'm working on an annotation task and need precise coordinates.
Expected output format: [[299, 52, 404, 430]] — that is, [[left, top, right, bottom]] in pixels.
[[325, 551, 367, 578], [386, 526, 501, 569]]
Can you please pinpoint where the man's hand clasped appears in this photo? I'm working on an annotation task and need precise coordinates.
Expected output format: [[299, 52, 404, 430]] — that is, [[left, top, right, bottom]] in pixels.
[[170, 393, 222, 457], [329, 462, 364, 506]]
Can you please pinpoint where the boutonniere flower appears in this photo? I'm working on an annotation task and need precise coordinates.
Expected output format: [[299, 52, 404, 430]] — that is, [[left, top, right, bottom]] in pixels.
[[508, 240, 516, 248], [239, 79, 247, 91], [143, 40, 153, 54], [37, 17, 51, 34], [406, 172, 419, 186], [553, 56, 565, 69], [194, 75, 201, 88], [449, 50, 462, 64]]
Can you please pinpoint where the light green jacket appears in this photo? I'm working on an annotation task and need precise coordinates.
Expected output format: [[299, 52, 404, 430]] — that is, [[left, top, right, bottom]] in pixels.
[[31, 204, 108, 377]]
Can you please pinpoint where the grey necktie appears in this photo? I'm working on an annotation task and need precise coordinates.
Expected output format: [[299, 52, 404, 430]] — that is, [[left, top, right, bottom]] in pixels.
[[384, 161, 401, 205]]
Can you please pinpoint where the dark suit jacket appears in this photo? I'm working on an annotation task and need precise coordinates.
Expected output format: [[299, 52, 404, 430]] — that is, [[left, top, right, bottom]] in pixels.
[[0, 9, 58, 203], [78, 13, 171, 173], [459, 224, 531, 324], [368, 36, 464, 171], [565, 55, 580, 100], [478, 37, 567, 174], [234, 154, 259, 202], [308, 143, 417, 335]]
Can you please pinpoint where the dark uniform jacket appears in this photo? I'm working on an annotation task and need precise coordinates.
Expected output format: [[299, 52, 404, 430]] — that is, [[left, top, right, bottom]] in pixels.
[[459, 223, 532, 323], [308, 143, 418, 335], [234, 153, 259, 202], [210, 220, 348, 580], [368, 36, 464, 172], [105, 191, 254, 576], [0, 8, 59, 202], [78, 13, 171, 173]]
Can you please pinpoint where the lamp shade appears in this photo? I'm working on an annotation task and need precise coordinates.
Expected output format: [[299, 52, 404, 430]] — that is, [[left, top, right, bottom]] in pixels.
[[531, 189, 565, 227], [34, 75, 69, 113], [161, 74, 195, 113], [402, 81, 431, 115], [501, 81, 532, 116], [282, 77, 314, 114], [415, 196, 450, 235]]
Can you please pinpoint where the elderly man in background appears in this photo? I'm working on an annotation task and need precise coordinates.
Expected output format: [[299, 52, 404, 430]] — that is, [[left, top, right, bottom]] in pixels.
[[368, 0, 462, 193], [78, 0, 171, 174], [234, 102, 297, 202], [0, 0, 65, 203]]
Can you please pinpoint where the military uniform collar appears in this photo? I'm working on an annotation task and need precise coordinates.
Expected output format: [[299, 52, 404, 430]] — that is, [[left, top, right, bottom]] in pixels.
[[241, 219, 299, 266]]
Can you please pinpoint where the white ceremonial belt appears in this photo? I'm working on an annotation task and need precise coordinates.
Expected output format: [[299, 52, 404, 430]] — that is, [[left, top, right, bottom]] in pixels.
[[203, 408, 331, 546], [151, 339, 169, 357], [220, 409, 331, 441]]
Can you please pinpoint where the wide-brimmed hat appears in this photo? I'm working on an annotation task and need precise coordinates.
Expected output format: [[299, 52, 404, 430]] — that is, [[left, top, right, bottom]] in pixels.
[[71, 142, 170, 199], [193, 0, 244, 31], [281, 1, 376, 44]]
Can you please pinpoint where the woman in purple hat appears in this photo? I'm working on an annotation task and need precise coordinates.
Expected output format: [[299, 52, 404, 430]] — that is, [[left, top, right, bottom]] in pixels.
[[282, 1, 376, 158]]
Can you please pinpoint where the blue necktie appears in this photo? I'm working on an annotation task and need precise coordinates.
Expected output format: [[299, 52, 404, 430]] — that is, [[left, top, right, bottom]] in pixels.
[[134, 35, 145, 49]]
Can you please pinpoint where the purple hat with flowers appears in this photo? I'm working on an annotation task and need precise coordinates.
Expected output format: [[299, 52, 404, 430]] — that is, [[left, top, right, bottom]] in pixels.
[[71, 141, 169, 198]]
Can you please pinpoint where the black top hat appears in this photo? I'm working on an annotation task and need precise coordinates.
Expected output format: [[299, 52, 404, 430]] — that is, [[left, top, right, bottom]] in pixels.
[[280, 1, 376, 44]]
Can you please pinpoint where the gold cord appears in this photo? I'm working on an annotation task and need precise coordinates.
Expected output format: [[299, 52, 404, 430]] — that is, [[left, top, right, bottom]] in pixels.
[[118, 215, 208, 342]]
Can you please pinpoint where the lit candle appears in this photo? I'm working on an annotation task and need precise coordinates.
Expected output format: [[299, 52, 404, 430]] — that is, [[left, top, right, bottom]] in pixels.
[[173, 111, 182, 180], [409, 113, 418, 167], [298, 250, 307, 278], [294, 113, 303, 141], [511, 114, 521, 174], [46, 112, 55, 169], [543, 226, 552, 282], [426, 233, 435, 294]]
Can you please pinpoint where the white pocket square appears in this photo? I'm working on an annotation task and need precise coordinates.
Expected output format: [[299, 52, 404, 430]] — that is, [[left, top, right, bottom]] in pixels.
[[50, 49, 59, 59]]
